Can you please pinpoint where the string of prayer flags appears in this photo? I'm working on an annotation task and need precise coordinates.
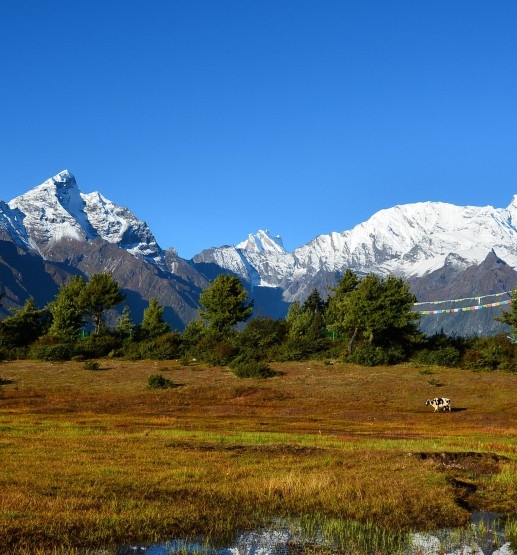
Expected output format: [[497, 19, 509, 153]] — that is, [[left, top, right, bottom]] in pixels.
[[416, 299, 512, 315]]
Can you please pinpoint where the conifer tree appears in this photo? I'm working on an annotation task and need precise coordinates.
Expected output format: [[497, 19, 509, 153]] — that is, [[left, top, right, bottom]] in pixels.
[[325, 269, 360, 333], [47, 276, 87, 341], [326, 271, 420, 355], [116, 305, 135, 339], [340, 274, 420, 349], [79, 273, 125, 335], [199, 274, 253, 334], [0, 298, 47, 347], [302, 288, 327, 315], [286, 301, 313, 338], [141, 298, 171, 338]]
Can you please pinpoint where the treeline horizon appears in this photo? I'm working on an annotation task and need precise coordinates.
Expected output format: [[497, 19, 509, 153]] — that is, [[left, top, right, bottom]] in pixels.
[[1, 270, 517, 375]]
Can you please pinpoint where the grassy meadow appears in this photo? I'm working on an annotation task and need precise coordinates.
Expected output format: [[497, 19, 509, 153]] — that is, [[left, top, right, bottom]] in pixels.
[[1, 359, 516, 554]]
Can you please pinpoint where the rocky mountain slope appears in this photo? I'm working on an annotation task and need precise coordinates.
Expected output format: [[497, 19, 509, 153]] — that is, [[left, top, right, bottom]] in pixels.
[[0, 171, 208, 328], [1, 170, 516, 336]]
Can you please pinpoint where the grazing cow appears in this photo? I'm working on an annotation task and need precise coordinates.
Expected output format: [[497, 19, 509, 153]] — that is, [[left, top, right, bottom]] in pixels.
[[426, 397, 451, 412]]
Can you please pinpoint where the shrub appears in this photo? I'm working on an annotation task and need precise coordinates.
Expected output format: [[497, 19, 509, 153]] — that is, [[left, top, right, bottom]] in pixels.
[[238, 317, 288, 360], [83, 361, 101, 371], [229, 357, 277, 378], [119, 333, 184, 361], [413, 346, 461, 367], [147, 373, 175, 389], [348, 344, 388, 366], [0, 346, 27, 361], [29, 341, 74, 361], [192, 336, 237, 366], [275, 337, 317, 361], [119, 340, 154, 360], [462, 334, 516, 371], [384, 344, 408, 365], [153, 332, 184, 359], [75, 335, 120, 359]]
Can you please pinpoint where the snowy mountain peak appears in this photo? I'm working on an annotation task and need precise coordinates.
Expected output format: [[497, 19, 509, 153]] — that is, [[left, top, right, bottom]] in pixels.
[[8, 170, 92, 249], [52, 169, 76, 185], [194, 195, 517, 304], [6, 171, 165, 268], [236, 229, 286, 254], [41, 170, 81, 206]]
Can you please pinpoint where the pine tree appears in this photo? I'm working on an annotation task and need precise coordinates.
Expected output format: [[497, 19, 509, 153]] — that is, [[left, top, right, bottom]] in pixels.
[[79, 273, 125, 335], [302, 288, 327, 315], [141, 298, 171, 338], [199, 274, 253, 334], [116, 305, 135, 339], [325, 269, 360, 334], [0, 298, 47, 347], [340, 273, 420, 353], [286, 301, 312, 338], [326, 271, 420, 357], [47, 276, 87, 341]]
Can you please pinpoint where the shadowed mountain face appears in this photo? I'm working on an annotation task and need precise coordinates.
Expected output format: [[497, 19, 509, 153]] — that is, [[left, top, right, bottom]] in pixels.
[[408, 251, 517, 336], [1, 170, 516, 336]]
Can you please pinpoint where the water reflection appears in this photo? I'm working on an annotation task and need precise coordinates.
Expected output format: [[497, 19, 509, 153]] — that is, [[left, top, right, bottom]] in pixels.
[[116, 513, 514, 555]]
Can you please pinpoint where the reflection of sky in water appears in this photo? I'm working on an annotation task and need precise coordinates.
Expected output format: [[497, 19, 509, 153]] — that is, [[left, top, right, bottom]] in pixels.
[[411, 533, 514, 555], [136, 531, 291, 554], [121, 515, 515, 555]]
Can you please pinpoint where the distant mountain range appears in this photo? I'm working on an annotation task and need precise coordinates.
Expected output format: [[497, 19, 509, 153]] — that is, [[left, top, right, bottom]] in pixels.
[[1, 170, 516, 337]]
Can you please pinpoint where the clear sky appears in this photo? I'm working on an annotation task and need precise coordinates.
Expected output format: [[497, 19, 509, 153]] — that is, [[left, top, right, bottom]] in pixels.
[[2, 1, 517, 259]]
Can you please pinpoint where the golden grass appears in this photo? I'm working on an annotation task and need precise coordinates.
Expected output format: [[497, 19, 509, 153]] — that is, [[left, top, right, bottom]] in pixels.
[[1, 359, 516, 553]]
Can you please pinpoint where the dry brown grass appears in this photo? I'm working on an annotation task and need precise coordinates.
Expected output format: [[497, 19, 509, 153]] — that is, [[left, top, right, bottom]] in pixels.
[[1, 359, 516, 553]]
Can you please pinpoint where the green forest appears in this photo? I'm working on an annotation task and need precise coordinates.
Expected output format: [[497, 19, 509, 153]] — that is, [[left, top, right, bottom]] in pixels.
[[1, 270, 517, 375]]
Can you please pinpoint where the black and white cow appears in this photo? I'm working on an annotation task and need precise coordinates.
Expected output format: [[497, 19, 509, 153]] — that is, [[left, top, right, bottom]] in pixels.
[[426, 397, 451, 412]]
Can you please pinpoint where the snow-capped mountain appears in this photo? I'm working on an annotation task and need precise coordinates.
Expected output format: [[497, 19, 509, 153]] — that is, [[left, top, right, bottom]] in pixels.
[[1, 169, 517, 335], [6, 170, 166, 268], [0, 170, 208, 328], [194, 199, 517, 303]]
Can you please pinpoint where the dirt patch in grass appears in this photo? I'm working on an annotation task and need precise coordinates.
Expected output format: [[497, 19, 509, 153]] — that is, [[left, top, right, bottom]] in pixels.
[[412, 451, 511, 510], [165, 439, 323, 455], [413, 451, 509, 474]]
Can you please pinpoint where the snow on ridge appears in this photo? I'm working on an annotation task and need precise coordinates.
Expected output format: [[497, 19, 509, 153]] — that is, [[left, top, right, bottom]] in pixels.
[[237, 229, 286, 254], [82, 191, 130, 243], [0, 201, 31, 248], [213, 195, 517, 302], [8, 170, 90, 249], [6, 170, 166, 267], [7, 169, 517, 299], [288, 198, 517, 278]]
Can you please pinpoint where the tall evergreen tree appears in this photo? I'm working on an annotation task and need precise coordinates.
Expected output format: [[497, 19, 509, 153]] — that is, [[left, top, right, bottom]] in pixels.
[[199, 274, 253, 333], [302, 288, 327, 342], [141, 298, 171, 338], [325, 269, 360, 334], [79, 273, 125, 335], [335, 273, 420, 353], [47, 276, 87, 341], [286, 301, 312, 338], [286, 293, 327, 342], [302, 288, 327, 315], [116, 305, 135, 339]]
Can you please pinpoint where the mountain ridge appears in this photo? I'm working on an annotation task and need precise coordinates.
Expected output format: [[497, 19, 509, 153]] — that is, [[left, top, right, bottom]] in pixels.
[[1, 169, 516, 336]]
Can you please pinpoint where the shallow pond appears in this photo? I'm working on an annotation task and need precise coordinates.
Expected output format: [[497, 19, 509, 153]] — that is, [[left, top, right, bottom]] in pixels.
[[115, 512, 515, 555]]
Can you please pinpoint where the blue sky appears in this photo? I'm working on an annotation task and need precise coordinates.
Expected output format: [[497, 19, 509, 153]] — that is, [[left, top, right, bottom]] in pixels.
[[2, 1, 517, 259]]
